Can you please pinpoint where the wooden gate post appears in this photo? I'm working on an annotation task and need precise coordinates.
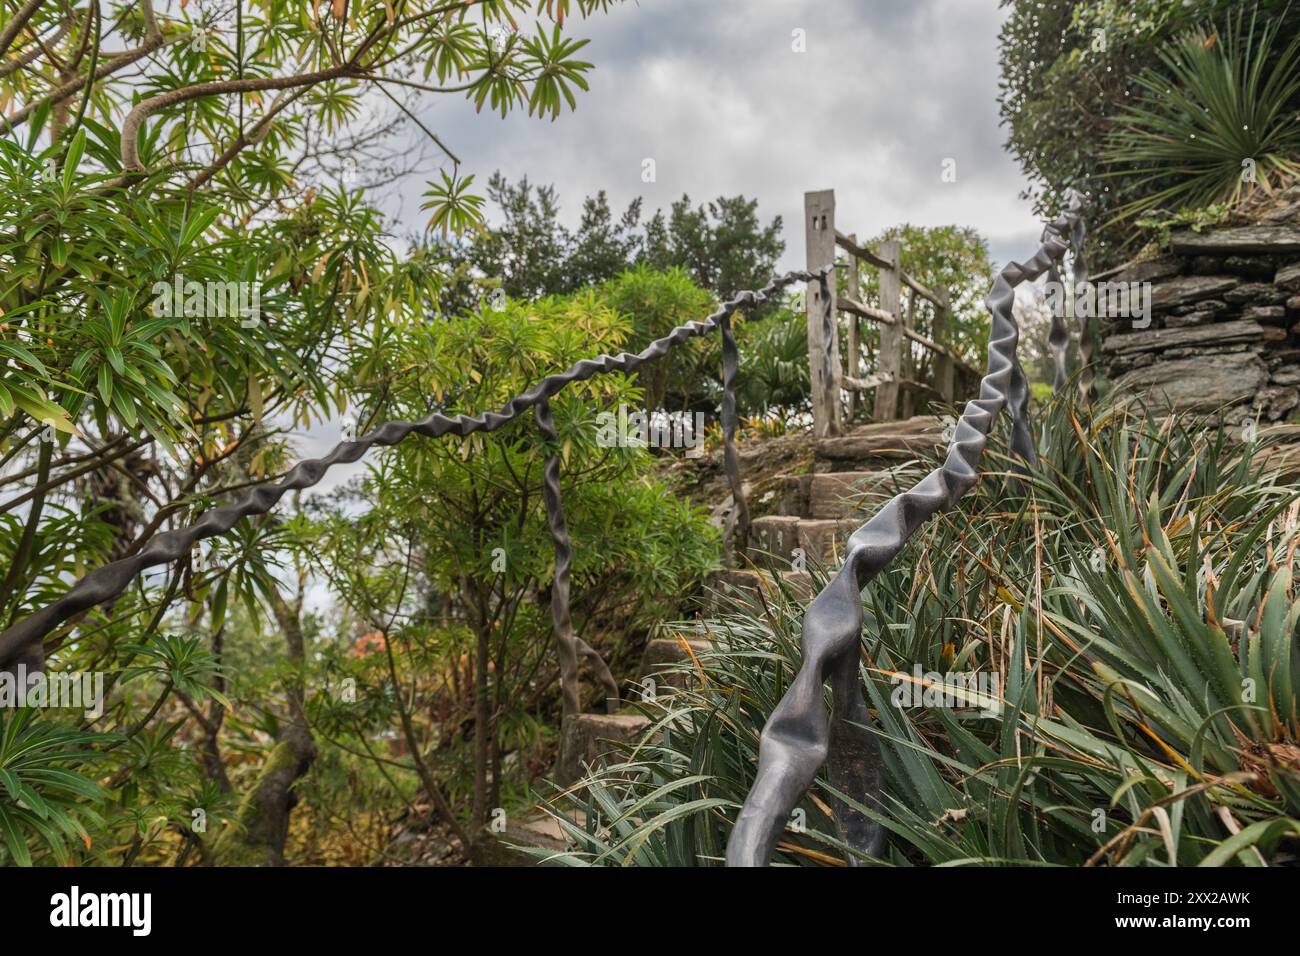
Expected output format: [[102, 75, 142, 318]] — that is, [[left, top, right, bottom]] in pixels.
[[873, 239, 902, 421], [933, 284, 956, 403], [805, 190, 839, 437]]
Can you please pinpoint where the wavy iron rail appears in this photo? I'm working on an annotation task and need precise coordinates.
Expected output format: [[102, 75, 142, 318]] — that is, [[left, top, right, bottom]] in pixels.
[[726, 190, 1087, 866], [0, 267, 833, 674]]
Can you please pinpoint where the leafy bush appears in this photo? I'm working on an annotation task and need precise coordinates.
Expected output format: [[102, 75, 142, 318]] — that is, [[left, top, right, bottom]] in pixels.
[[0, 710, 108, 866], [998, 0, 1300, 264], [303, 285, 721, 834], [597, 266, 718, 413], [848, 224, 996, 370], [735, 308, 811, 417]]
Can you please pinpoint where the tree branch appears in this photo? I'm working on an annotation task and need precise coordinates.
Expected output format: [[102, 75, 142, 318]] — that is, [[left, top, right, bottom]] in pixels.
[[121, 62, 359, 171], [0, 0, 48, 63], [3, 2, 169, 131], [186, 86, 308, 191], [371, 80, 460, 165], [0, 15, 69, 79]]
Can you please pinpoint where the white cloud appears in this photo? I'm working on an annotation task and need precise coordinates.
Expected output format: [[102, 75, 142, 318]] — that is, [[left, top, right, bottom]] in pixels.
[[374, 0, 1047, 273]]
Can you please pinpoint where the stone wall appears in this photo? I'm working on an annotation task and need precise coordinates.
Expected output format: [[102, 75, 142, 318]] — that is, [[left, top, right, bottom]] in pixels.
[[1101, 194, 1300, 426]]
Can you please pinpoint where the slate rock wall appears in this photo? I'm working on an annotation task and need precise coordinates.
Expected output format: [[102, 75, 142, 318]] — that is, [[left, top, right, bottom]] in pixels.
[[1101, 190, 1300, 425]]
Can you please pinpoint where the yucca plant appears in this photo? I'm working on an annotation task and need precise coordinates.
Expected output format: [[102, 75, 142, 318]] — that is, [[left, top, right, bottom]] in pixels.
[[1102, 7, 1300, 221], [854, 401, 1300, 866], [531, 395, 1300, 866], [522, 573, 861, 866]]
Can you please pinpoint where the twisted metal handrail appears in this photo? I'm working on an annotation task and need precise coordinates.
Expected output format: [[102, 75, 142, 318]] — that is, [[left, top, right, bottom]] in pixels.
[[1045, 212, 1091, 401], [726, 190, 1087, 867], [535, 397, 620, 715], [0, 267, 833, 675], [1046, 239, 1070, 393], [2, 185, 1092, 867], [1071, 215, 1095, 407]]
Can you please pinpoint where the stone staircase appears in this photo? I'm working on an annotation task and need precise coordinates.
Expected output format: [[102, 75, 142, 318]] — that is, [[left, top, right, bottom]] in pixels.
[[710, 415, 944, 610], [472, 415, 943, 864]]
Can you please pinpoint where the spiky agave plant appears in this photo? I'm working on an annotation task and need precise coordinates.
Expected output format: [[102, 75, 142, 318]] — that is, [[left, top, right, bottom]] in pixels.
[[529, 395, 1300, 866], [1101, 7, 1300, 222]]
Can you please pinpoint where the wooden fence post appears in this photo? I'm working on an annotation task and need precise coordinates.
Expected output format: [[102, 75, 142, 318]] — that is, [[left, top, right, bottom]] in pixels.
[[844, 233, 860, 423], [873, 239, 902, 421], [900, 287, 917, 418], [805, 190, 839, 437], [933, 284, 956, 404]]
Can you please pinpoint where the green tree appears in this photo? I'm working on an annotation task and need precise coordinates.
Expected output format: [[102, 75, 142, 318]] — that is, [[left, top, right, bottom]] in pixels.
[[596, 266, 716, 413], [0, 0, 633, 866], [437, 174, 785, 310], [640, 194, 785, 305], [997, 0, 1300, 263], [848, 224, 996, 390], [307, 290, 718, 839]]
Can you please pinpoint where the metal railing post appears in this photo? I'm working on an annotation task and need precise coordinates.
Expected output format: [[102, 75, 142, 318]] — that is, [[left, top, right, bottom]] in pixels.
[[719, 308, 750, 564], [535, 399, 619, 716], [727, 190, 1088, 867], [1072, 216, 1094, 408]]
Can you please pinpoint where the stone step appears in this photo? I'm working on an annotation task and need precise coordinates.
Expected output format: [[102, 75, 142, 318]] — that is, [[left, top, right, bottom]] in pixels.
[[638, 636, 712, 694], [553, 712, 652, 786], [780, 471, 882, 519], [749, 515, 859, 568], [749, 514, 801, 563], [707, 567, 815, 613], [814, 415, 944, 469], [470, 810, 578, 866], [809, 472, 880, 520]]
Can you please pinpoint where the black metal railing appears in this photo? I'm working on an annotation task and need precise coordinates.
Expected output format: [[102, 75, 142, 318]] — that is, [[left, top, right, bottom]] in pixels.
[[725, 189, 1087, 866], [0, 267, 834, 721]]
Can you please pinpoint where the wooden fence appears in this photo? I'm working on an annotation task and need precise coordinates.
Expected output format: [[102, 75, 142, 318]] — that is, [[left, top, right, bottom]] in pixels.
[[805, 188, 980, 437]]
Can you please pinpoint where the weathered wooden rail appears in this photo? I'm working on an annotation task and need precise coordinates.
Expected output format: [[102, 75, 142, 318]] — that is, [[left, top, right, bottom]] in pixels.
[[805, 189, 982, 437]]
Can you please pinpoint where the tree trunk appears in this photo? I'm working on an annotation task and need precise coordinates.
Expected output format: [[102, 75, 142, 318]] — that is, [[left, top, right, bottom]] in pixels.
[[470, 622, 491, 830], [211, 585, 315, 866]]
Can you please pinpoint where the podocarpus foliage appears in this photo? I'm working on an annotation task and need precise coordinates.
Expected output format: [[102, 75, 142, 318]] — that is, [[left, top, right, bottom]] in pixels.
[[533, 396, 1300, 866], [0, 0, 672, 865], [303, 289, 720, 838]]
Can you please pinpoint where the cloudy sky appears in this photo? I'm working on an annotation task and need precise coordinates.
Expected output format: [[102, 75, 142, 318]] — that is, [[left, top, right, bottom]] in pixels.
[[296, 0, 1042, 500], [375, 0, 1041, 270]]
